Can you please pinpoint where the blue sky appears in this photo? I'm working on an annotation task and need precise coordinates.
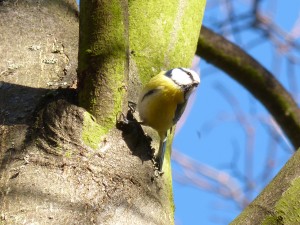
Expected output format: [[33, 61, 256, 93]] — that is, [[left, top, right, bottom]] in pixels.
[[173, 1, 299, 224]]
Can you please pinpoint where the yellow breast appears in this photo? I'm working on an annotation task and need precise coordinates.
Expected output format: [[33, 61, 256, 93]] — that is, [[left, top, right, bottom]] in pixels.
[[138, 72, 184, 139]]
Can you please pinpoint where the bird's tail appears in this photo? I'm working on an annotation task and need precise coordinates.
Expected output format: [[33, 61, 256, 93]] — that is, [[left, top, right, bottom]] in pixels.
[[157, 138, 167, 172]]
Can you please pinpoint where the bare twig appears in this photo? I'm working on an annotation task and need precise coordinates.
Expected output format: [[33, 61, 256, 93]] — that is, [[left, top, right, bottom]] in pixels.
[[172, 150, 250, 209]]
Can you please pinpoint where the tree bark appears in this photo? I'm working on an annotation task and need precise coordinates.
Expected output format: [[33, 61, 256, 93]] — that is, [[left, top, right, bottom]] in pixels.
[[231, 148, 300, 224], [76, 0, 205, 224], [0, 0, 206, 224]]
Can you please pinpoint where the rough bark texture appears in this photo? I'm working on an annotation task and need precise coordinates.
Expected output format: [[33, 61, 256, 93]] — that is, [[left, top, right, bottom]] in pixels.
[[1, 97, 166, 224], [197, 26, 300, 150], [0, 0, 79, 150]]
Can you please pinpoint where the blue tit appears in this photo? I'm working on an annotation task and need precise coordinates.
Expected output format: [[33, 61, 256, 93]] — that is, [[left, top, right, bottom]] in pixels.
[[137, 68, 200, 171]]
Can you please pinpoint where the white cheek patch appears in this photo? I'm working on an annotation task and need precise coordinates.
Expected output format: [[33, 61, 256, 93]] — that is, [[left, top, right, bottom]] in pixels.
[[169, 68, 200, 86], [171, 69, 193, 85]]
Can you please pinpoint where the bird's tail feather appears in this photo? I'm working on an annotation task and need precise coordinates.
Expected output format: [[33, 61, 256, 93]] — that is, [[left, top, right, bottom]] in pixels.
[[157, 138, 167, 171]]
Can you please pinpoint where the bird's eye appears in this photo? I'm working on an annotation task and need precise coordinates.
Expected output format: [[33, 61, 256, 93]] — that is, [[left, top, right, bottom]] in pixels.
[[187, 72, 192, 76]]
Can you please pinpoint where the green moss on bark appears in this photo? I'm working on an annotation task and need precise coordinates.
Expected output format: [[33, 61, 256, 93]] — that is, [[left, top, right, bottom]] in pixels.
[[262, 216, 284, 225], [78, 0, 127, 132], [260, 178, 300, 224], [129, 0, 206, 85], [164, 132, 176, 218], [77, 1, 206, 223], [82, 112, 107, 150], [274, 177, 300, 224]]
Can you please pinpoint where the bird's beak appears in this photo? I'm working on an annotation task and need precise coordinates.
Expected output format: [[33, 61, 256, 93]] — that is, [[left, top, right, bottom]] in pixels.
[[192, 82, 199, 87]]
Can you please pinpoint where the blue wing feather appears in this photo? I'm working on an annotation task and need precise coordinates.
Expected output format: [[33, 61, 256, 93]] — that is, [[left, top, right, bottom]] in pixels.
[[173, 100, 188, 125]]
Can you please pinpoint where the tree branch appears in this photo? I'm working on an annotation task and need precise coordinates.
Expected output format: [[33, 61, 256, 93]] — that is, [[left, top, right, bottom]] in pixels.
[[230, 147, 300, 224], [196, 26, 300, 149]]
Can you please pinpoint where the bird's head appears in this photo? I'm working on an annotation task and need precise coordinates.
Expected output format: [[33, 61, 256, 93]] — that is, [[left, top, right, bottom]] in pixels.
[[165, 67, 200, 99]]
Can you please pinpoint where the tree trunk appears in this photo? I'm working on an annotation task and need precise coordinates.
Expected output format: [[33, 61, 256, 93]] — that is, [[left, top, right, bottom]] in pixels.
[[77, 0, 205, 224], [0, 0, 206, 224]]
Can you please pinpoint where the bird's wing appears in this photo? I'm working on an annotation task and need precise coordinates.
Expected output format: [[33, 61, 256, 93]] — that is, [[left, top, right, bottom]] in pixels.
[[173, 100, 188, 125]]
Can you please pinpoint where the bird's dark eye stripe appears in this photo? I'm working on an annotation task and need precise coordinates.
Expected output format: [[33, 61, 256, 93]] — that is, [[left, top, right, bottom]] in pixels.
[[165, 69, 173, 77], [179, 68, 194, 82], [164, 69, 181, 85]]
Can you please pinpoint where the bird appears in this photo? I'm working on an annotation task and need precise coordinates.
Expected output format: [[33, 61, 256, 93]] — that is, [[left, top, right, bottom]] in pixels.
[[137, 68, 200, 171]]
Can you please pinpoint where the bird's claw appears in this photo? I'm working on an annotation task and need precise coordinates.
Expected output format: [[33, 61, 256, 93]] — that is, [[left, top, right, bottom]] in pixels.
[[116, 111, 129, 124], [128, 101, 137, 113]]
